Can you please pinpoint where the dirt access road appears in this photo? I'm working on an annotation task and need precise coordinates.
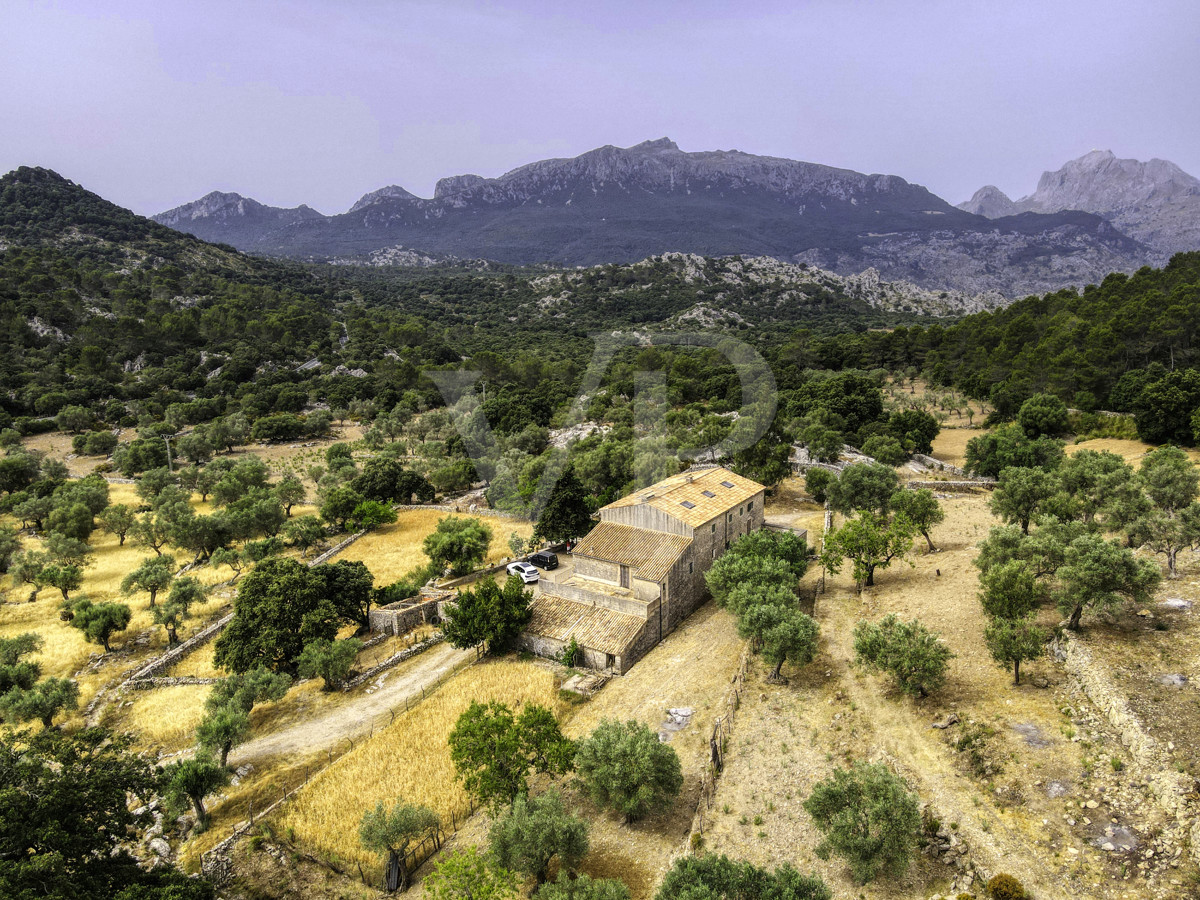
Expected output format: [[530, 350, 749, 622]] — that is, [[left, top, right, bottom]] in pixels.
[[229, 642, 474, 766]]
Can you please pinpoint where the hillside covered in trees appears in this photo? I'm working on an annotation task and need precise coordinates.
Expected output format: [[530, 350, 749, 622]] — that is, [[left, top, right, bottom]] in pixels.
[[5, 164, 1200, 466], [787, 252, 1200, 443]]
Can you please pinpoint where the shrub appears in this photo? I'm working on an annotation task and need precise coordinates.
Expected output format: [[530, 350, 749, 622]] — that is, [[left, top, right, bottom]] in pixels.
[[655, 854, 830, 900], [350, 500, 397, 531], [538, 872, 630, 900], [987, 873, 1028, 900], [560, 636, 582, 668], [424, 847, 520, 900]]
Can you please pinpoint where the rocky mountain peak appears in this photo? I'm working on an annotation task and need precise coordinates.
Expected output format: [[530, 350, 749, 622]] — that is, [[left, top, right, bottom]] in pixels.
[[958, 185, 1018, 218], [958, 150, 1200, 254], [631, 137, 680, 152], [433, 173, 487, 200], [348, 184, 419, 213], [1029, 150, 1200, 210]]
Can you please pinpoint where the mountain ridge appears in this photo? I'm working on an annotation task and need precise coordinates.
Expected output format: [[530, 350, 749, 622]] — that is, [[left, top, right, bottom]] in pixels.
[[145, 139, 1162, 296]]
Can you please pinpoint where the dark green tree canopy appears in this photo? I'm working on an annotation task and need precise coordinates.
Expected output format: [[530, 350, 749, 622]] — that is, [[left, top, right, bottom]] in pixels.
[[0, 726, 215, 900], [852, 614, 953, 698], [448, 700, 575, 809], [1016, 392, 1069, 438], [442, 575, 533, 655], [804, 761, 921, 884], [534, 464, 593, 543], [964, 424, 1065, 479], [424, 515, 493, 576], [827, 462, 900, 516], [489, 789, 588, 884], [213, 557, 345, 673], [656, 854, 830, 900]]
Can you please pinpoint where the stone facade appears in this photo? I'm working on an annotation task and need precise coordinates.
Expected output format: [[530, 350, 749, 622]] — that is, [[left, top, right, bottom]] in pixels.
[[526, 467, 768, 673]]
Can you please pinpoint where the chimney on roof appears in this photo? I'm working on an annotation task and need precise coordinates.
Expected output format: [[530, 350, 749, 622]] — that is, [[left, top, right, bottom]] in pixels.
[[641, 493, 655, 502], [685, 474, 694, 483]]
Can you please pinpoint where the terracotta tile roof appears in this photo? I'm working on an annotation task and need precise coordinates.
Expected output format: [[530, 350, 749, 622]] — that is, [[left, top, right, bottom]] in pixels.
[[573, 521, 691, 583], [526, 596, 646, 656], [601, 466, 764, 528]]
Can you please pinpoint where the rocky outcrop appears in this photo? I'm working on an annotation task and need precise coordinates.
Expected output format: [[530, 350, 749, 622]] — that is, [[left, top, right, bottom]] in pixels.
[[1057, 632, 1200, 868], [796, 211, 1156, 297]]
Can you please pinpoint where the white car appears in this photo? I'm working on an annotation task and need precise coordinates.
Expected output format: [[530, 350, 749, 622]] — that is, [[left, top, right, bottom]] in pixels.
[[507, 562, 540, 584]]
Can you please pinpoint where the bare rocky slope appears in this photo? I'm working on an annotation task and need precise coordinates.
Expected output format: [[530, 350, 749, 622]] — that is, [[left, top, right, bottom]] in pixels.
[[152, 139, 1155, 297], [959, 150, 1200, 256]]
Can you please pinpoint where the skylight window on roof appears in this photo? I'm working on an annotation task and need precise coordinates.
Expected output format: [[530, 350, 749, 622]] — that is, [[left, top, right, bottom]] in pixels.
[[701, 490, 715, 498], [720, 480, 734, 488], [680, 500, 696, 509]]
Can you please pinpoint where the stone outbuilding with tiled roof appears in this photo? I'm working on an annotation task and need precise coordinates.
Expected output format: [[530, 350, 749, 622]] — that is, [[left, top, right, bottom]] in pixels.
[[520, 466, 768, 673]]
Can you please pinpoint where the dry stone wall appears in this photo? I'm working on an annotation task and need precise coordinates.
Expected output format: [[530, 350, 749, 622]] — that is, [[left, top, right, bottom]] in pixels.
[[1056, 633, 1200, 866]]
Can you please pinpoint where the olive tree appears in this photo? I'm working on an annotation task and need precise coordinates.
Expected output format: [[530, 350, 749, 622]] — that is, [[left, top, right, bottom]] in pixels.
[[359, 799, 440, 892], [1056, 533, 1160, 630], [573, 719, 682, 822], [803, 761, 921, 884], [984, 616, 1047, 686], [852, 614, 952, 698], [162, 755, 230, 828], [488, 790, 588, 884], [423, 516, 493, 576]]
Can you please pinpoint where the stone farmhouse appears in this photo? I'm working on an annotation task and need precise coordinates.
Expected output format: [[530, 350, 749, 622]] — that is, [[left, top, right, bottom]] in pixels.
[[520, 466, 774, 673]]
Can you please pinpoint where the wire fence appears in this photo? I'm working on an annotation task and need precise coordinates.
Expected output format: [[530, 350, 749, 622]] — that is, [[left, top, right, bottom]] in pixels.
[[201, 645, 483, 885]]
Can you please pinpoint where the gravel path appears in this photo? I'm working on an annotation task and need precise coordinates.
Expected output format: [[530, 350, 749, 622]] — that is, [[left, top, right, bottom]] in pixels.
[[229, 642, 474, 765]]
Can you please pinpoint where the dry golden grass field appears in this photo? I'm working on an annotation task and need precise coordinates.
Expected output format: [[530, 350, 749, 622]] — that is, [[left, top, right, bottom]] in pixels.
[[0, 483, 233, 709], [335, 509, 533, 584], [930, 426, 976, 468], [702, 489, 1200, 899], [281, 659, 560, 875], [114, 683, 213, 753]]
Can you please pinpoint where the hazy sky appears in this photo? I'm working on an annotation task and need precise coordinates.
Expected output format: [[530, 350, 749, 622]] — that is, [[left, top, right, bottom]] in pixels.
[[3, 0, 1198, 216]]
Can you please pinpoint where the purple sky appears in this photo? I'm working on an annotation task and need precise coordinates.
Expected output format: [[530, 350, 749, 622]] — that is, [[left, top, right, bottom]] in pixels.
[[3, 0, 1198, 216]]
